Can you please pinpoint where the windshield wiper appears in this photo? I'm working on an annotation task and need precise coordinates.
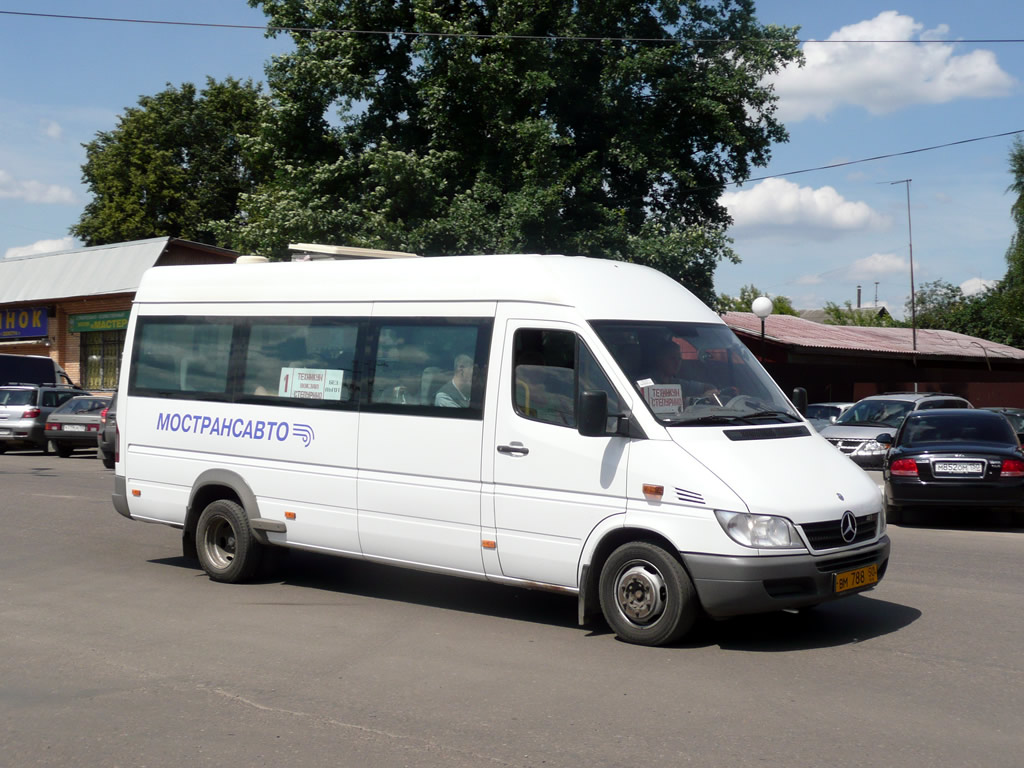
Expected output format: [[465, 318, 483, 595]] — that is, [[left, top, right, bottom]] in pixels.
[[746, 410, 801, 422], [664, 414, 756, 426]]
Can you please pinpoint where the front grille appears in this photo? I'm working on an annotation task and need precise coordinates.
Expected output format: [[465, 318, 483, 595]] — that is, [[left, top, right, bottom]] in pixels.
[[814, 550, 887, 576], [827, 438, 866, 455], [800, 513, 878, 551]]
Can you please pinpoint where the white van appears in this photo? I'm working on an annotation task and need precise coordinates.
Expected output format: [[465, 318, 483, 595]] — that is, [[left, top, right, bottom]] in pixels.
[[112, 254, 890, 646]]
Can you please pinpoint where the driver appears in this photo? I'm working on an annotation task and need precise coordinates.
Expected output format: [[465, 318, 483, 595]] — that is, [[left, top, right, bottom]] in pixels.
[[649, 341, 718, 403]]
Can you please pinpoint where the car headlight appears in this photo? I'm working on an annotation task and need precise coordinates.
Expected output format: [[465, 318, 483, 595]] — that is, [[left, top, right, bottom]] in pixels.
[[715, 510, 806, 550], [851, 440, 887, 456]]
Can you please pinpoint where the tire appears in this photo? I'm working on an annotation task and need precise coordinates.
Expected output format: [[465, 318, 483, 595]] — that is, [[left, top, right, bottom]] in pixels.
[[100, 451, 115, 469], [885, 503, 902, 525], [195, 499, 262, 583], [54, 442, 73, 458], [599, 541, 698, 647], [0, 444, 6, 454]]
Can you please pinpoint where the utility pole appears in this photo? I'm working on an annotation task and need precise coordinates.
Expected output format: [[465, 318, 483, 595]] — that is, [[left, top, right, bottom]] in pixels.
[[890, 179, 916, 350]]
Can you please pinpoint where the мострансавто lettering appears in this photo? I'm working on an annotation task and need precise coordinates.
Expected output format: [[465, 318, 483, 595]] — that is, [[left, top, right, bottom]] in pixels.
[[156, 412, 290, 441]]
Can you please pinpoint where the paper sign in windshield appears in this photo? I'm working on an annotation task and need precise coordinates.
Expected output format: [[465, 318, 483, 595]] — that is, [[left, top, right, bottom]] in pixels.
[[279, 368, 344, 400], [643, 383, 684, 416]]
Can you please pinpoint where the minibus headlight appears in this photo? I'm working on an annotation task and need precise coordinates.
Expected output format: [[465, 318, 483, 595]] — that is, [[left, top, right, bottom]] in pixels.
[[714, 510, 805, 550]]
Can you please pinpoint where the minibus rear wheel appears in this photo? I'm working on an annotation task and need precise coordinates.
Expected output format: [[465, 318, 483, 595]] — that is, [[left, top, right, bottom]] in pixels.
[[196, 499, 262, 583], [599, 541, 697, 647]]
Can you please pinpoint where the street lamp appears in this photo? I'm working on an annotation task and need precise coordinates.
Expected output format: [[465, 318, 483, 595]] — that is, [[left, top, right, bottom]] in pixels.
[[751, 296, 773, 362]]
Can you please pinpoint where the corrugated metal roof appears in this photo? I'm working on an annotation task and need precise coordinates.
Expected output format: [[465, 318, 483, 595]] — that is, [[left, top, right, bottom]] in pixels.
[[0, 237, 237, 304], [723, 311, 1024, 362], [0, 238, 175, 304]]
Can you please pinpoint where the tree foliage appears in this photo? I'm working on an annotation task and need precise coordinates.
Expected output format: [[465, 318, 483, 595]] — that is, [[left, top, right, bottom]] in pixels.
[[822, 301, 897, 327], [717, 284, 799, 315], [216, 0, 801, 304], [72, 78, 263, 247]]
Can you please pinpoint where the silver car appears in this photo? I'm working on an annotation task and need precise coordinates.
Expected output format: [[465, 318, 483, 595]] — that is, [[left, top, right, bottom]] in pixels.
[[0, 385, 84, 454], [820, 392, 973, 470]]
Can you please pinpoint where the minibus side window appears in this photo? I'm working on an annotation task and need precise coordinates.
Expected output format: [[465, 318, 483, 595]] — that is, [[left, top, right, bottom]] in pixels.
[[131, 319, 233, 397], [512, 329, 622, 428], [367, 319, 491, 417], [243, 320, 359, 403]]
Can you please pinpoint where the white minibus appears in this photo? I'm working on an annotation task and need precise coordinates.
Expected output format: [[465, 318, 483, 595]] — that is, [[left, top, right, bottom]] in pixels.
[[112, 254, 890, 646]]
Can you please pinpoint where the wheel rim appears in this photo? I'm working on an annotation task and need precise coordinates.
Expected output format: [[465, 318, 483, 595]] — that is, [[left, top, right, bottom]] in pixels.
[[613, 559, 667, 627], [202, 515, 237, 570]]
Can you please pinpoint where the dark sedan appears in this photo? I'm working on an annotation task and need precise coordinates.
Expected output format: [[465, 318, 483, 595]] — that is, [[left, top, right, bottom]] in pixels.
[[44, 395, 111, 458], [881, 409, 1024, 524]]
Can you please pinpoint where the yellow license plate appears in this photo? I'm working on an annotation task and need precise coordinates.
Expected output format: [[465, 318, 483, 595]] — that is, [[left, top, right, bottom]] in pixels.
[[834, 564, 878, 593]]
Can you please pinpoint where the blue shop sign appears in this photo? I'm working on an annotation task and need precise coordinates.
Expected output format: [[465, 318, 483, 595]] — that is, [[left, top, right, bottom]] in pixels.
[[1, 306, 48, 339]]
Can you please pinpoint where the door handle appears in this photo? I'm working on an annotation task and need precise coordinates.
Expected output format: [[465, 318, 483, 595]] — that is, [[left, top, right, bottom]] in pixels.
[[497, 443, 530, 456]]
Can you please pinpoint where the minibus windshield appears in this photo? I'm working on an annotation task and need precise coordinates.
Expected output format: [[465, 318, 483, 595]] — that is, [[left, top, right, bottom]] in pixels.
[[590, 321, 801, 426]]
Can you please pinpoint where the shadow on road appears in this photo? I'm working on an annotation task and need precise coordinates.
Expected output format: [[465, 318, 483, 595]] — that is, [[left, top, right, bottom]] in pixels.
[[684, 594, 921, 652], [151, 548, 919, 650]]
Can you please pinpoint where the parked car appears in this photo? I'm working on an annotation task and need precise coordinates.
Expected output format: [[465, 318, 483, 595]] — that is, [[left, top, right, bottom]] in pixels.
[[0, 384, 84, 453], [44, 394, 111, 457], [806, 401, 855, 431], [978, 407, 1024, 443], [820, 392, 973, 470], [880, 409, 1024, 523], [97, 391, 118, 468]]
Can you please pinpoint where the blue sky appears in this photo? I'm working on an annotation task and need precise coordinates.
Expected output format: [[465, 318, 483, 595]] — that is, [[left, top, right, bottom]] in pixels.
[[2, 2, 1023, 320]]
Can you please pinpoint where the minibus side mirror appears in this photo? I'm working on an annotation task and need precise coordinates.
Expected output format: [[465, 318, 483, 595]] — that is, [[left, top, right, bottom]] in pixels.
[[791, 387, 808, 416], [578, 390, 609, 437]]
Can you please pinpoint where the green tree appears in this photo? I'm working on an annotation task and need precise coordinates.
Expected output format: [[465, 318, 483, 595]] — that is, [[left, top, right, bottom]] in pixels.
[[221, 0, 801, 304], [717, 284, 799, 315], [909, 279, 966, 329], [72, 78, 263, 247], [822, 301, 897, 327]]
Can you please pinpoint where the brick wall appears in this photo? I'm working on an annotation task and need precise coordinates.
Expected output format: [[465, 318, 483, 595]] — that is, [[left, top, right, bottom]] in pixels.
[[53, 294, 133, 388]]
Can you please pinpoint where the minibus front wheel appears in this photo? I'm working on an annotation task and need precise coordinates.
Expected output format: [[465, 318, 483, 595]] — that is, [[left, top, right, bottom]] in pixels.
[[196, 499, 262, 583], [599, 541, 697, 647]]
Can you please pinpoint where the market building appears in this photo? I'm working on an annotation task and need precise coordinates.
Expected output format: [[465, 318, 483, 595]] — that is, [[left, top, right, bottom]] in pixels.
[[724, 311, 1024, 407], [0, 237, 239, 391]]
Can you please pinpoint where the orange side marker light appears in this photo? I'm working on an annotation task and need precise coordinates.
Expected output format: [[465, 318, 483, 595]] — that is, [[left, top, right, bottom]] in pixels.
[[642, 484, 664, 500]]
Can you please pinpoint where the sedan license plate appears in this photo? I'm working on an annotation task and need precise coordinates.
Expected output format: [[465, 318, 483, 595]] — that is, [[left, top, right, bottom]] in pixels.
[[62, 424, 87, 432], [933, 461, 984, 476], [834, 564, 878, 593]]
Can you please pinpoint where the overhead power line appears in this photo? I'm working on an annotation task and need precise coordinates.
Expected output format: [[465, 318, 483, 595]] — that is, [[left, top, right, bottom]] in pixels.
[[736, 129, 1024, 186], [2, 10, 1024, 44]]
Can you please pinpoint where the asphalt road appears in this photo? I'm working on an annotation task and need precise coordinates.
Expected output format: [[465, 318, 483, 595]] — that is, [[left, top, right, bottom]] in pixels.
[[2, 448, 1022, 768]]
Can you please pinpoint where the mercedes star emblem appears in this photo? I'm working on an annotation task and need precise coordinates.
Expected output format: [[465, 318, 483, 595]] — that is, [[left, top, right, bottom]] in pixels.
[[840, 510, 857, 543]]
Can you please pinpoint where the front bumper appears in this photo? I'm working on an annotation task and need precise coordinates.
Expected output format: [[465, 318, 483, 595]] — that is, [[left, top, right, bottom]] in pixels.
[[681, 537, 891, 618]]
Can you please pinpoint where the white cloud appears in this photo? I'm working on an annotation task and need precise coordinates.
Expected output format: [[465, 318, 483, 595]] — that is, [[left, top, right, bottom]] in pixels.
[[770, 11, 1016, 121], [721, 178, 889, 237], [40, 119, 62, 140], [0, 169, 75, 204], [847, 252, 909, 279], [5, 237, 76, 260], [961, 277, 997, 296]]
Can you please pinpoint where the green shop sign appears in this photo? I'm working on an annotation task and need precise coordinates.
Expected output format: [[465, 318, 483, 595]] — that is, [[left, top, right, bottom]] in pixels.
[[69, 311, 130, 333]]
